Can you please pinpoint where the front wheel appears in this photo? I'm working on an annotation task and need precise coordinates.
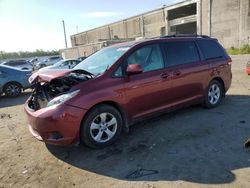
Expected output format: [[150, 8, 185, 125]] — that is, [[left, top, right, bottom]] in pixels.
[[204, 80, 223, 108], [81, 105, 123, 148]]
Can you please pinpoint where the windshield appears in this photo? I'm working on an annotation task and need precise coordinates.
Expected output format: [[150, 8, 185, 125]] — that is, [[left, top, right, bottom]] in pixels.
[[74, 46, 130, 75], [53, 60, 64, 67]]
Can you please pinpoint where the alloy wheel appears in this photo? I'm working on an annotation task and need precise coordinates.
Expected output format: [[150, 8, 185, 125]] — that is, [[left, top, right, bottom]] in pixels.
[[208, 84, 221, 105], [5, 84, 21, 97], [90, 112, 118, 143]]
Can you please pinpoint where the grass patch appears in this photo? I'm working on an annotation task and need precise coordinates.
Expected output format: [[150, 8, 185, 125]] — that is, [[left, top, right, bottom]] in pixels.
[[227, 44, 250, 55]]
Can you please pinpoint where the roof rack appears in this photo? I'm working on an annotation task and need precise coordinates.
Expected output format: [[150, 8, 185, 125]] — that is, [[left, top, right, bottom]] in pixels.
[[160, 34, 210, 38]]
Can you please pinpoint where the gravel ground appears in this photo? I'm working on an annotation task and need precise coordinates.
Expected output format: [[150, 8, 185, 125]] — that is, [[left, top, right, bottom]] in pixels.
[[0, 55, 250, 188]]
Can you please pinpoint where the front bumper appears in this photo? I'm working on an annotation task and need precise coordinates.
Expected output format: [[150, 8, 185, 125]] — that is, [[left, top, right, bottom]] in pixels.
[[24, 101, 87, 146]]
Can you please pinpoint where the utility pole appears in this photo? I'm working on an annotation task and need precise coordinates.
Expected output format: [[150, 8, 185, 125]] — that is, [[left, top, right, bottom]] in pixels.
[[208, 0, 212, 37], [62, 20, 68, 48]]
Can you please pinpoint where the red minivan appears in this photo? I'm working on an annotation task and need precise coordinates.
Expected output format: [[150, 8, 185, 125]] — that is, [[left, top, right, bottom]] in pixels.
[[24, 35, 232, 148]]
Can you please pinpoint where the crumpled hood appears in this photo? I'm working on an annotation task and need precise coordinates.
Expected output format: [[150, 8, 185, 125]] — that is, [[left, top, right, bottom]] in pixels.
[[29, 69, 72, 84]]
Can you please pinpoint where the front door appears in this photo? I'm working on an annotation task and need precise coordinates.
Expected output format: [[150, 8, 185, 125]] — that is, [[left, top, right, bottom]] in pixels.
[[123, 44, 173, 120]]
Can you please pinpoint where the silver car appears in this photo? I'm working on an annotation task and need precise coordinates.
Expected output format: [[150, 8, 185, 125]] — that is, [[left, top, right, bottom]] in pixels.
[[35, 56, 62, 69], [39, 59, 81, 71]]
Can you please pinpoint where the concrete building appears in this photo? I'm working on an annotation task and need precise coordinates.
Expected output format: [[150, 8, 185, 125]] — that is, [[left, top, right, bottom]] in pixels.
[[61, 0, 250, 59]]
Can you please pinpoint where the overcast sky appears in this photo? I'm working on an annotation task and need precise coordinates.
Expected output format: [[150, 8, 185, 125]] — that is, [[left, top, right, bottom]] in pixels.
[[0, 0, 181, 52]]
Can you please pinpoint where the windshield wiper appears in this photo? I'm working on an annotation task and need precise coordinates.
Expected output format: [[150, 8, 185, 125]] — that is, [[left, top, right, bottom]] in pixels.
[[72, 69, 94, 78], [104, 65, 110, 72]]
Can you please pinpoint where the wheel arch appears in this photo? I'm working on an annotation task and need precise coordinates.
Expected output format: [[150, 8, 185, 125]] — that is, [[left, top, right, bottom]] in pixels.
[[210, 77, 225, 95], [79, 101, 129, 138]]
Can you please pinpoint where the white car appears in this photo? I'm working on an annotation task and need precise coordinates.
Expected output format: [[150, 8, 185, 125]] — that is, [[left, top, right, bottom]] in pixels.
[[35, 56, 62, 69], [39, 59, 81, 71]]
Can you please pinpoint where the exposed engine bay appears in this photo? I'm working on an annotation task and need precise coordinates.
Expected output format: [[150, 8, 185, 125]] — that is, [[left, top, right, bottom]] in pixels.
[[27, 70, 93, 111]]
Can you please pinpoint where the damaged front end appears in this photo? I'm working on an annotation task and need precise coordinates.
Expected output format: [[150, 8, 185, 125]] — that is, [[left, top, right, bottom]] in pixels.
[[27, 69, 93, 111]]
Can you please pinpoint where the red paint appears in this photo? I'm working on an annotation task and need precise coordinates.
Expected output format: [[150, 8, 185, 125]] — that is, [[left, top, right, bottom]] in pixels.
[[246, 66, 250, 75], [24, 102, 87, 145], [29, 69, 72, 83]]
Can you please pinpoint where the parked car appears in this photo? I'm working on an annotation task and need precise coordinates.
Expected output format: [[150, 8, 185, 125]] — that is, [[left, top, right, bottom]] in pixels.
[[39, 59, 81, 71], [1, 60, 33, 70], [29, 57, 39, 67], [246, 60, 250, 75], [35, 56, 62, 69], [24, 35, 232, 148], [78, 56, 87, 61], [0, 65, 32, 97]]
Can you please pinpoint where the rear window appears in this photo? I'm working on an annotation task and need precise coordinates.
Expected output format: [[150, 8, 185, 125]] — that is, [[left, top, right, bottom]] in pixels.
[[197, 40, 225, 60], [8, 61, 18, 66], [16, 61, 27, 65], [163, 41, 200, 67]]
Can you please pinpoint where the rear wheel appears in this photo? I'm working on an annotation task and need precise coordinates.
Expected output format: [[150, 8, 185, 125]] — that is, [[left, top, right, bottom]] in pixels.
[[4, 82, 22, 97], [204, 80, 223, 108], [81, 105, 123, 148]]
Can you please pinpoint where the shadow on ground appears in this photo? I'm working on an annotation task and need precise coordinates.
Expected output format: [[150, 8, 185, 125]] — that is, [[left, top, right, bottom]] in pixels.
[[47, 95, 250, 184], [0, 91, 31, 108]]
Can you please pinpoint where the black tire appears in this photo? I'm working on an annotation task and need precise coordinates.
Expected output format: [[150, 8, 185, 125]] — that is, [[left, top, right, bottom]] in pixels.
[[4, 82, 22, 97], [204, 80, 223, 108], [81, 105, 123, 148]]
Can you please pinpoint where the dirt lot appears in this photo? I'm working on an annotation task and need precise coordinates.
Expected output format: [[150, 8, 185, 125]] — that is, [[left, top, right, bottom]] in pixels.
[[1, 55, 250, 188]]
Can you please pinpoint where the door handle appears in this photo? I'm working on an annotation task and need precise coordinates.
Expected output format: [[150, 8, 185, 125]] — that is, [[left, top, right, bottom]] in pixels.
[[173, 71, 181, 76], [160, 73, 170, 79]]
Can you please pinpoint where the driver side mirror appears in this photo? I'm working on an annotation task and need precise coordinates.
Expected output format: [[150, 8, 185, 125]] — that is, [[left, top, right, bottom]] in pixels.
[[126, 64, 143, 75]]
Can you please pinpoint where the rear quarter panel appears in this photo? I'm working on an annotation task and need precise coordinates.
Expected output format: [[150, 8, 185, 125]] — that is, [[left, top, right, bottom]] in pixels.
[[207, 57, 232, 92]]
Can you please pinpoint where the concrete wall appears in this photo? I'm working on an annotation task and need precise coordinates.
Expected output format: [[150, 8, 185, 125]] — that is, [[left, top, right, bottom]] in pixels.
[[71, 26, 111, 46], [143, 10, 166, 37], [202, 0, 250, 48], [69, 8, 167, 47], [211, 0, 240, 48], [60, 42, 104, 59], [63, 0, 250, 59], [239, 0, 250, 46], [125, 17, 142, 38]]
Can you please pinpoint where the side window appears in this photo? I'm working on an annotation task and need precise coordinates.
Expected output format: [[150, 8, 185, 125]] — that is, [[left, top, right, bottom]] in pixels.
[[10, 62, 18, 66], [197, 40, 225, 60], [127, 44, 164, 72], [164, 41, 200, 67], [18, 61, 26, 65], [62, 61, 69, 66], [114, 66, 123, 77]]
